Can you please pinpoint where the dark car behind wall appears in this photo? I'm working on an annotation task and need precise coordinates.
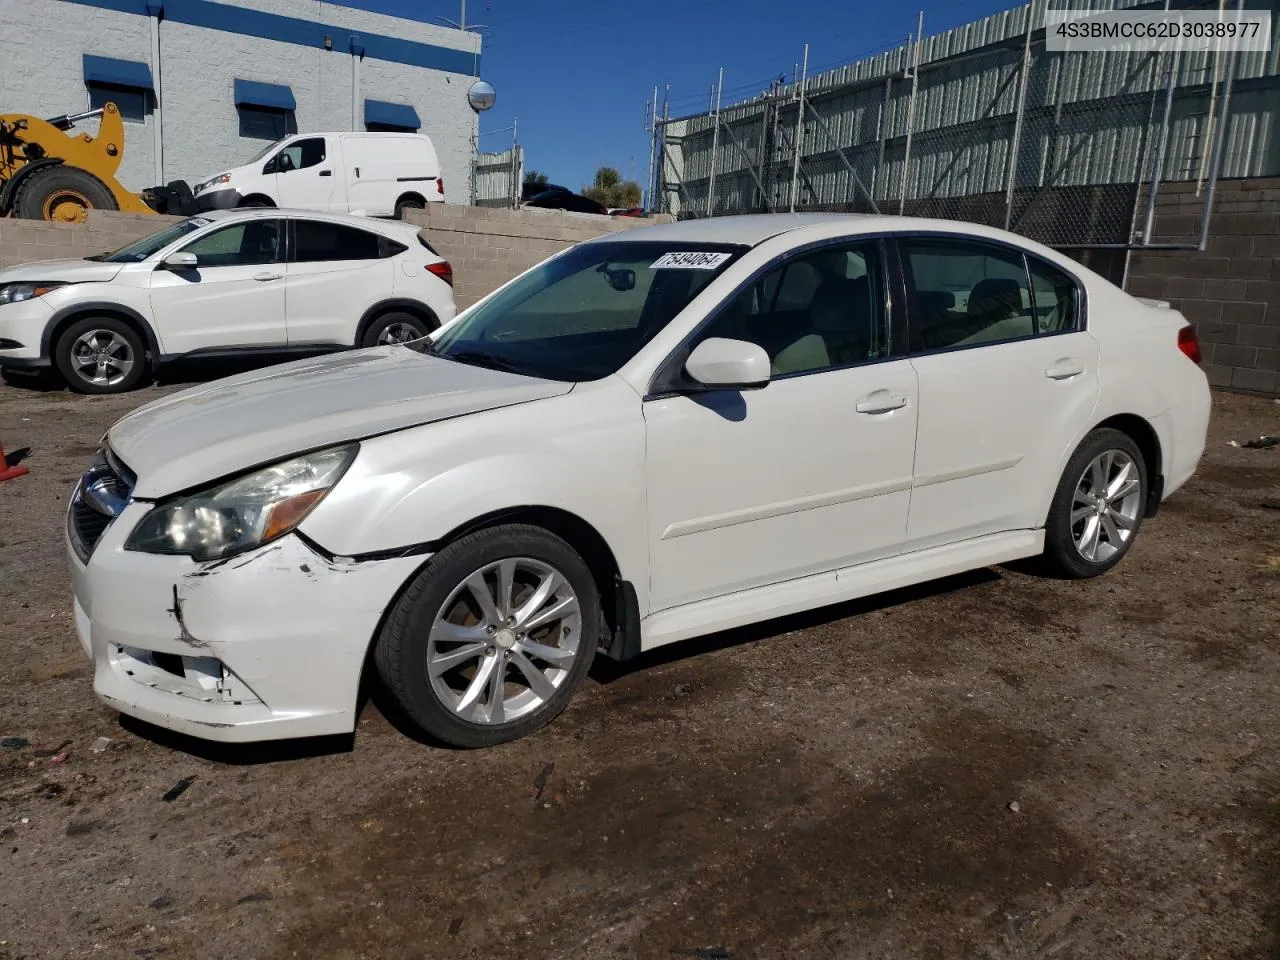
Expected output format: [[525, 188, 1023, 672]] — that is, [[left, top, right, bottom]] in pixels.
[[522, 188, 607, 216]]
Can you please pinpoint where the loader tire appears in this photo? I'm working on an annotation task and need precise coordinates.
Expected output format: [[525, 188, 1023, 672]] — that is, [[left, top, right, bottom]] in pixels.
[[13, 166, 118, 223]]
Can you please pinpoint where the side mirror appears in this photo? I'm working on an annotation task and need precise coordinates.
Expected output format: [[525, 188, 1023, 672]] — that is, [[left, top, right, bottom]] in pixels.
[[277, 153, 295, 172], [684, 337, 770, 390], [162, 251, 198, 270]]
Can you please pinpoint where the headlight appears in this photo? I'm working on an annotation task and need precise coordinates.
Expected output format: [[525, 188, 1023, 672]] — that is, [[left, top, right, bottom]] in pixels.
[[124, 445, 356, 562], [196, 173, 231, 194], [0, 282, 64, 305]]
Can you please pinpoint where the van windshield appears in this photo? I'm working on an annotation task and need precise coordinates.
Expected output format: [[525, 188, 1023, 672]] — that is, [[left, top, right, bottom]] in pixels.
[[247, 139, 284, 164], [94, 217, 214, 263], [432, 241, 746, 382]]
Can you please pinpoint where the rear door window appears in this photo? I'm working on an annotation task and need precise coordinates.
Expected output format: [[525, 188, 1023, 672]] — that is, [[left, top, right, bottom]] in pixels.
[[901, 237, 1035, 351], [291, 220, 382, 262]]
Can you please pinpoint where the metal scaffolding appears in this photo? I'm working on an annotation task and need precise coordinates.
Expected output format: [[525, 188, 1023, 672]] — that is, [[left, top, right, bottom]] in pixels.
[[649, 0, 1279, 251]]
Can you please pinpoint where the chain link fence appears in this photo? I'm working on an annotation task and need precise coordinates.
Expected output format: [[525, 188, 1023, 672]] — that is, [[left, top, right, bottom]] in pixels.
[[651, 0, 1277, 251]]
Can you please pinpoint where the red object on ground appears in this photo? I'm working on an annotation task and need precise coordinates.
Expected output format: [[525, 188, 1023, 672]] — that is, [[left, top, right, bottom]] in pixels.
[[0, 438, 29, 482]]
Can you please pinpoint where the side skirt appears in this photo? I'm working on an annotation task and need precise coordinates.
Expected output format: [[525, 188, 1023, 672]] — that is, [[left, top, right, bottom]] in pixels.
[[639, 529, 1045, 651]]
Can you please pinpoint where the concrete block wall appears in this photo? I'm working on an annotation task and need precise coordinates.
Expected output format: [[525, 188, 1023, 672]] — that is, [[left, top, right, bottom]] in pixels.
[[0, 211, 181, 269], [406, 207, 675, 309], [1126, 178, 1280, 395]]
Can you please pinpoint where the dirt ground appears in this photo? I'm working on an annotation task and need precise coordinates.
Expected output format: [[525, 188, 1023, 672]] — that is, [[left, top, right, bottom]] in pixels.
[[0, 368, 1278, 960]]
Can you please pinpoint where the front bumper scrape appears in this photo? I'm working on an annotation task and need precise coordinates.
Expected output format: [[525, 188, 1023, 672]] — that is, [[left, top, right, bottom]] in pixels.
[[71, 504, 427, 743]]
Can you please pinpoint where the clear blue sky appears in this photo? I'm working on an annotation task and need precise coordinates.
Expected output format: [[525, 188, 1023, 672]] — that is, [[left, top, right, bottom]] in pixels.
[[343, 0, 1019, 192]]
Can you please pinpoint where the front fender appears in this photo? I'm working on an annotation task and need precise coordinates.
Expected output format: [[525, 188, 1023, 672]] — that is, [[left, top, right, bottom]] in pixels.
[[297, 379, 651, 607], [39, 295, 162, 359]]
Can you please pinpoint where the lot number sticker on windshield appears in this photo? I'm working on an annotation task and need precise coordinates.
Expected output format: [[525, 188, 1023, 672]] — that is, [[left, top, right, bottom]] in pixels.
[[650, 251, 731, 270]]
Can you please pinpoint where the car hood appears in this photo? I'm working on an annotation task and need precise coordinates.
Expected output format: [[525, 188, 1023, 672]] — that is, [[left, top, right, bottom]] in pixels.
[[0, 258, 124, 284], [108, 348, 574, 498]]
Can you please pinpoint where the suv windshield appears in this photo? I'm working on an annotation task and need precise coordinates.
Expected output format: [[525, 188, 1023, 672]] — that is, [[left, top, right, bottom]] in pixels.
[[96, 217, 214, 263], [432, 241, 746, 381]]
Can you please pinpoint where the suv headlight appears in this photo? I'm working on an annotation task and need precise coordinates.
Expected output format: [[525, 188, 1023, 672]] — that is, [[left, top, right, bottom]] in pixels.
[[124, 445, 356, 562], [0, 282, 65, 305]]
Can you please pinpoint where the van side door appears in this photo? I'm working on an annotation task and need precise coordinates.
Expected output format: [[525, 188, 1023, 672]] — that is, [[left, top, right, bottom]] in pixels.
[[340, 134, 402, 216]]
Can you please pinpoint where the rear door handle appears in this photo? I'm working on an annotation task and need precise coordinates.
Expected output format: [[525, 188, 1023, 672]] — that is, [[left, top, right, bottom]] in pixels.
[[253, 271, 283, 282], [1045, 358, 1085, 380], [319, 169, 332, 177], [354, 167, 360, 178], [855, 391, 908, 414]]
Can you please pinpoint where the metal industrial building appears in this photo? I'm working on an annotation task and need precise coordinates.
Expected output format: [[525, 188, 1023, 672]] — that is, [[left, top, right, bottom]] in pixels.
[[651, 0, 1279, 250], [0, 0, 482, 203]]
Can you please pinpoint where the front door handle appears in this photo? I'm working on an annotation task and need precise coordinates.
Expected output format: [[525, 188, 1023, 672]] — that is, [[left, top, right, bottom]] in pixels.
[[856, 391, 908, 414], [319, 169, 332, 177], [1045, 358, 1085, 380], [253, 271, 283, 282]]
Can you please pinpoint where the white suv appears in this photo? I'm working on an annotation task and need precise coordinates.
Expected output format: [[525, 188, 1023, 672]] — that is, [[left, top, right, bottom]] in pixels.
[[0, 209, 456, 393]]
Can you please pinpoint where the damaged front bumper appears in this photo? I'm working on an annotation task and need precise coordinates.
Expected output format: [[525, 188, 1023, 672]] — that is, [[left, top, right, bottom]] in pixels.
[[68, 501, 425, 742]]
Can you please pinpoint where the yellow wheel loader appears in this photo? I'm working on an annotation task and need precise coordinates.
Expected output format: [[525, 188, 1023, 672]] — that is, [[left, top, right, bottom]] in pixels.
[[0, 101, 196, 222]]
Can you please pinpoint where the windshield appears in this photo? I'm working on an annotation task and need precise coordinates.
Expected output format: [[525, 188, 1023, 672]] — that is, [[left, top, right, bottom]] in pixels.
[[247, 139, 283, 164], [97, 217, 214, 263], [432, 241, 746, 381]]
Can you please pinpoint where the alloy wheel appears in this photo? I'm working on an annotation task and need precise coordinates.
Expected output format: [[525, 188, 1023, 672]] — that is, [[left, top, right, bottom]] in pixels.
[[70, 330, 135, 387], [377, 322, 425, 346], [426, 557, 582, 725], [1071, 449, 1142, 563]]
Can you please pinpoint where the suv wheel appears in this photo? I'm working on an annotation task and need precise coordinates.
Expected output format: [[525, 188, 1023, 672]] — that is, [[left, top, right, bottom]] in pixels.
[[362, 311, 433, 350], [54, 316, 147, 394]]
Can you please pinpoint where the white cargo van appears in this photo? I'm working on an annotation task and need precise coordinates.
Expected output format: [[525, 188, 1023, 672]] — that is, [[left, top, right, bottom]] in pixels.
[[192, 132, 445, 217]]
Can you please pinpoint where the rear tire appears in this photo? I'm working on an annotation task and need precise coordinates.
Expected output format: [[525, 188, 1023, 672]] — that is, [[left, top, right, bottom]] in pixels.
[[375, 524, 599, 748], [54, 316, 147, 394], [395, 196, 425, 219], [13, 166, 118, 222], [1043, 428, 1147, 579], [361, 310, 433, 350]]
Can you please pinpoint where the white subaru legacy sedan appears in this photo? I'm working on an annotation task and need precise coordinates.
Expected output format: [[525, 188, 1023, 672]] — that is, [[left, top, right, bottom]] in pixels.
[[67, 214, 1211, 748]]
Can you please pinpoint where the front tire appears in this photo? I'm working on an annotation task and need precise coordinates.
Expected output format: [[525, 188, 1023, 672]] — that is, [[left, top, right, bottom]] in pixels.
[[54, 316, 147, 394], [362, 310, 433, 350], [13, 166, 118, 222], [1043, 428, 1147, 579], [375, 524, 599, 748]]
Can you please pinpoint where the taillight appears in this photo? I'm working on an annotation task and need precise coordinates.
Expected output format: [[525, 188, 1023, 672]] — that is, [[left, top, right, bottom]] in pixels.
[[436, 176, 445, 196], [427, 261, 453, 286], [1177, 324, 1202, 364]]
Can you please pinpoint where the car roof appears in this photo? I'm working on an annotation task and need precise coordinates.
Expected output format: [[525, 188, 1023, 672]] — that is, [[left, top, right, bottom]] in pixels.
[[191, 208, 419, 236], [580, 213, 863, 247], [582, 213, 1052, 251]]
